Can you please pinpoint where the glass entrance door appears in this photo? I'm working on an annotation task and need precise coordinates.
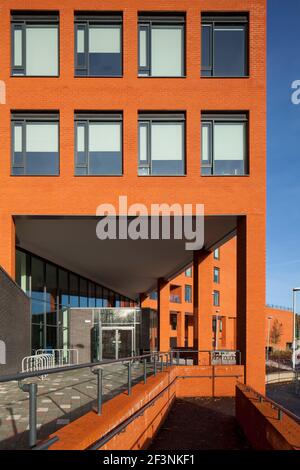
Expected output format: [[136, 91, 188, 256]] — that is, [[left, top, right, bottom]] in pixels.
[[101, 327, 134, 360]]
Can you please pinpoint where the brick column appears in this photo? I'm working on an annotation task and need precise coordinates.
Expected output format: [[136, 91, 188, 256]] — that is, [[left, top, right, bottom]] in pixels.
[[157, 278, 170, 352], [236, 215, 266, 393], [177, 312, 186, 348], [193, 250, 213, 363]]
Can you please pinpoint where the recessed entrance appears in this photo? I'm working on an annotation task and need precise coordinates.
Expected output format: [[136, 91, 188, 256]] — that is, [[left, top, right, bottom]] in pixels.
[[101, 327, 135, 360]]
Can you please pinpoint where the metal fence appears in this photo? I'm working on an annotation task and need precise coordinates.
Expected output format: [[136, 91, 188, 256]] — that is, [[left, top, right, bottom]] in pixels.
[[0, 349, 240, 450]]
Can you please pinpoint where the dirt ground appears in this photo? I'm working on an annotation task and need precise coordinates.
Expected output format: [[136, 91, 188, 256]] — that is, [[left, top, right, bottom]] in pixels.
[[149, 397, 251, 450]]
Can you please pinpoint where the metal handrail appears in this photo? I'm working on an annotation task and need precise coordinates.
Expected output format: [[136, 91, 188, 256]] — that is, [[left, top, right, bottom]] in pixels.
[[170, 349, 242, 366], [241, 382, 300, 424], [0, 349, 242, 449]]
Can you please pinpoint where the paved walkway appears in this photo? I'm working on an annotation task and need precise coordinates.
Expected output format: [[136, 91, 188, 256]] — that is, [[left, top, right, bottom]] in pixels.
[[149, 397, 250, 450], [0, 362, 146, 450]]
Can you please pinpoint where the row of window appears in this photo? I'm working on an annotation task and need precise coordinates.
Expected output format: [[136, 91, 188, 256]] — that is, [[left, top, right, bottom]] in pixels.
[[11, 112, 248, 176], [11, 12, 248, 78]]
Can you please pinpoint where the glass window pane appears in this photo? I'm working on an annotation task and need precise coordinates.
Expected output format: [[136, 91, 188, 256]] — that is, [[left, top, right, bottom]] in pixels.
[[201, 123, 211, 163], [16, 250, 28, 293], [139, 124, 148, 161], [26, 123, 58, 152], [14, 125, 22, 152], [58, 269, 69, 307], [89, 27, 120, 53], [26, 123, 59, 175], [88, 26, 121, 76], [88, 122, 122, 175], [26, 26, 58, 76], [89, 123, 120, 152], [31, 257, 44, 301], [151, 27, 183, 76], [214, 123, 245, 160], [139, 28, 147, 67], [69, 274, 79, 307], [14, 28, 23, 66], [201, 25, 211, 71], [79, 278, 88, 307], [151, 123, 183, 161], [214, 26, 246, 77], [77, 28, 85, 53], [77, 125, 85, 152]]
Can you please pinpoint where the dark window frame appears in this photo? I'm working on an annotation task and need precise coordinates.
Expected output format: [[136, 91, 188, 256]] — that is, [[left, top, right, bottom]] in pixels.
[[213, 266, 220, 284], [138, 112, 186, 176], [201, 14, 249, 78], [74, 13, 123, 77], [213, 290, 220, 307], [201, 112, 249, 176], [74, 112, 123, 176], [11, 13, 60, 77], [138, 14, 185, 77], [185, 284, 192, 303], [11, 112, 60, 176]]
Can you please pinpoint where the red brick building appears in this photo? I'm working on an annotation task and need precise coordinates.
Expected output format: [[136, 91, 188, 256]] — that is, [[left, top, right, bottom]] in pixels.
[[0, 0, 266, 392]]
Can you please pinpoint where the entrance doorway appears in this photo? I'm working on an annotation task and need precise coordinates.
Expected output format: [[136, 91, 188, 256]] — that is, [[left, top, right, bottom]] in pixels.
[[101, 327, 135, 360]]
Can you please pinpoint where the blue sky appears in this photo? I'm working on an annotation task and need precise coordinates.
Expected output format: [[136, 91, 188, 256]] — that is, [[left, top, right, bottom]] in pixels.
[[267, 0, 300, 309]]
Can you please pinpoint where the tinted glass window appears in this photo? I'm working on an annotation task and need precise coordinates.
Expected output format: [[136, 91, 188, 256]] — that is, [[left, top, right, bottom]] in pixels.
[[214, 25, 246, 77], [75, 21, 122, 77]]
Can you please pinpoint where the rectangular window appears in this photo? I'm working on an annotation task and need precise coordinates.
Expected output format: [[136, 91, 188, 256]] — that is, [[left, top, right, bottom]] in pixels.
[[185, 285, 192, 303], [11, 13, 59, 76], [138, 14, 185, 77], [185, 266, 192, 277], [170, 313, 177, 331], [213, 290, 220, 307], [75, 113, 122, 175], [138, 113, 185, 175], [12, 113, 59, 175], [213, 267, 220, 284], [75, 13, 122, 76], [214, 248, 220, 260], [201, 113, 248, 176], [201, 14, 248, 77]]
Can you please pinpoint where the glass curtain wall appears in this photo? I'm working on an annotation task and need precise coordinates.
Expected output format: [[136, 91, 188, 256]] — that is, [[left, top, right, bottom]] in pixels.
[[15, 248, 136, 352]]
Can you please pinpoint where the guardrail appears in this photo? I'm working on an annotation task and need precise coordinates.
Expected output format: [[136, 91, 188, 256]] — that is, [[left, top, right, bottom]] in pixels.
[[0, 349, 240, 449], [241, 382, 300, 424], [170, 349, 241, 366]]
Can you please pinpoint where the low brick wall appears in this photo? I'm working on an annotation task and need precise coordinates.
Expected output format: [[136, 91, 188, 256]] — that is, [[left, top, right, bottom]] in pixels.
[[49, 365, 244, 450], [236, 383, 300, 450]]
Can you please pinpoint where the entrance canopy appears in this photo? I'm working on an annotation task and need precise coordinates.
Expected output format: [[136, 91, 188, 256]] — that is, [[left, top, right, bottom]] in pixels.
[[15, 215, 237, 300]]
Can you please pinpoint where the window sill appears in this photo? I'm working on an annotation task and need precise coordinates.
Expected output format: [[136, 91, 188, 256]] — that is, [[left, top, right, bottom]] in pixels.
[[201, 174, 249, 177], [74, 75, 123, 78], [11, 75, 60, 78], [74, 174, 123, 177], [138, 75, 186, 78], [200, 75, 250, 79], [11, 174, 60, 177], [138, 174, 186, 177]]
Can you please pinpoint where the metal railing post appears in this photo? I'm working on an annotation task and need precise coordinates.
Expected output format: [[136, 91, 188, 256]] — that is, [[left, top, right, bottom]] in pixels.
[[92, 368, 103, 416], [143, 358, 147, 384], [170, 351, 173, 367], [19, 382, 38, 448], [127, 362, 132, 396], [177, 351, 180, 365], [154, 354, 157, 376], [160, 355, 164, 372]]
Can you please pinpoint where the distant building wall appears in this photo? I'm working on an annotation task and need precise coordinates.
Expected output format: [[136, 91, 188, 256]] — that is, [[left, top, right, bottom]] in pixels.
[[0, 266, 30, 375], [265, 306, 293, 351]]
